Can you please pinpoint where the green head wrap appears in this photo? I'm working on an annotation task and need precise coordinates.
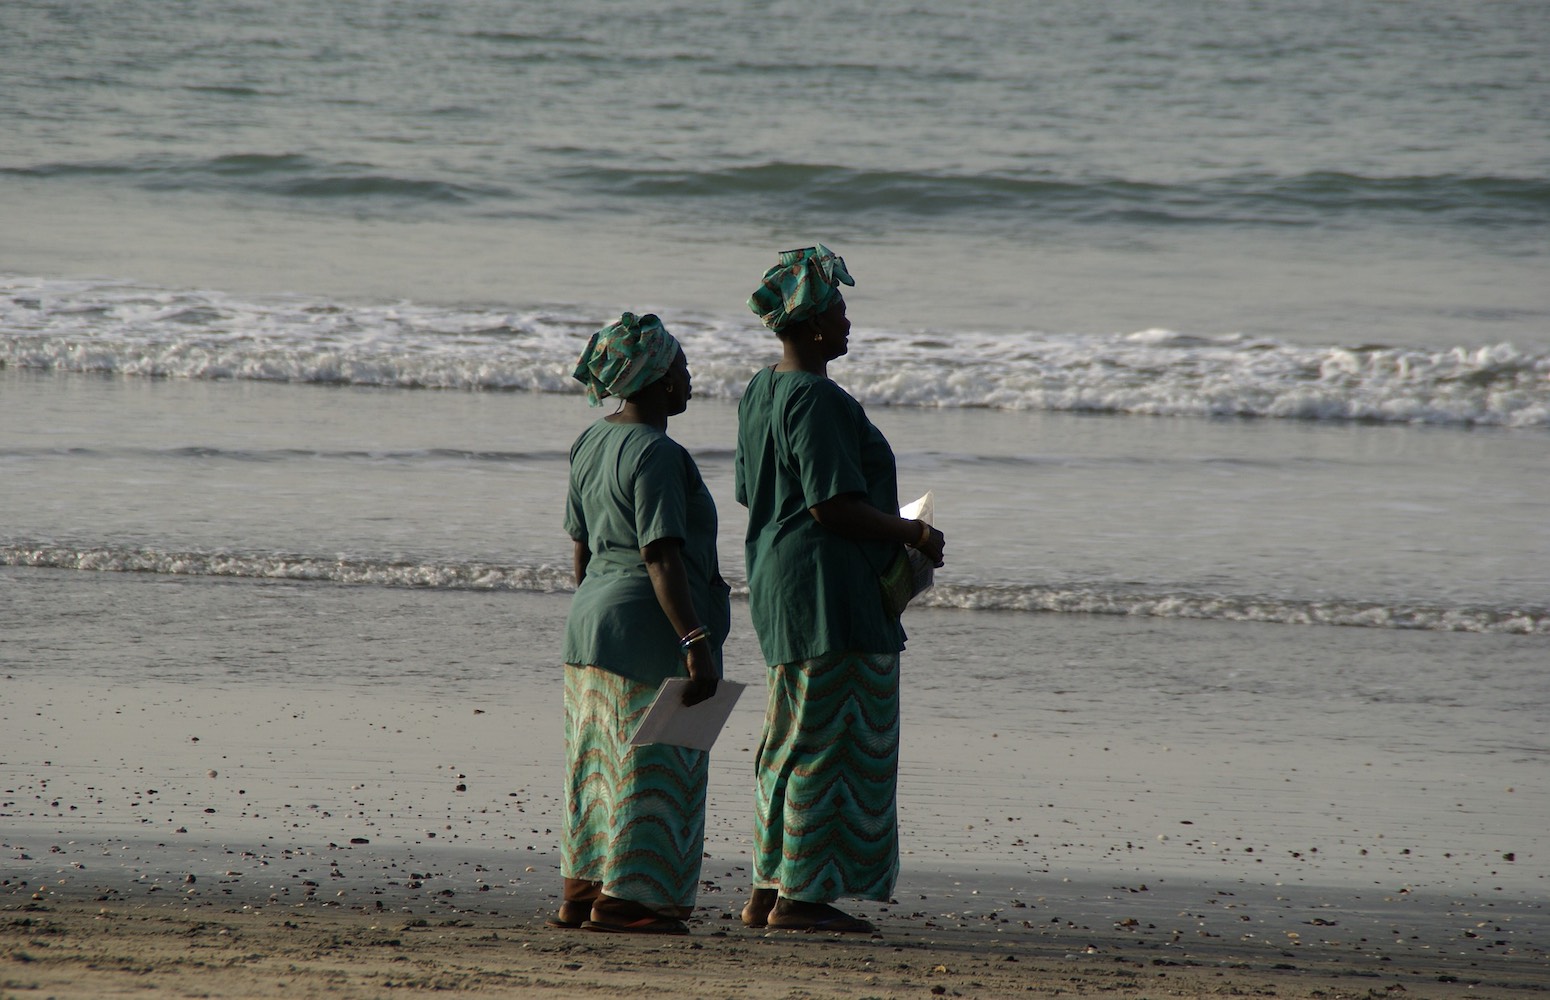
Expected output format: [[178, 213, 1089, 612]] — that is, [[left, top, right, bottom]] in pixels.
[[747, 244, 855, 333], [572, 312, 681, 407]]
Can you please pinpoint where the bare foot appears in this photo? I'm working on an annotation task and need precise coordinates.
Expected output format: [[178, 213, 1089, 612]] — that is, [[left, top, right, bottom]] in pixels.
[[741, 887, 777, 928]]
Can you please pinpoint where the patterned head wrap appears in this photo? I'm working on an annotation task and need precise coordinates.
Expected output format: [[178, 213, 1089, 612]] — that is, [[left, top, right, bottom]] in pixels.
[[747, 244, 855, 333], [572, 312, 681, 407]]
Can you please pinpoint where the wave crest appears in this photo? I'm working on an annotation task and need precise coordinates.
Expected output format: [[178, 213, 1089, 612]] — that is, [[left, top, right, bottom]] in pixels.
[[3, 543, 576, 593], [3, 153, 510, 206], [3, 278, 1547, 428], [920, 582, 1549, 635], [565, 162, 1550, 228], [5, 544, 1544, 635]]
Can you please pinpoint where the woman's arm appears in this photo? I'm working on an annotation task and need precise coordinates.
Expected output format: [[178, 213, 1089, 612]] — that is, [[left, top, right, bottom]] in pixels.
[[572, 538, 591, 587], [642, 537, 719, 706], [809, 494, 946, 567]]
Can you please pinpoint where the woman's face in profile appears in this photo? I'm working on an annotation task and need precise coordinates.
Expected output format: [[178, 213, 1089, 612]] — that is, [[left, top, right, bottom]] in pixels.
[[813, 300, 851, 359], [666, 349, 691, 413]]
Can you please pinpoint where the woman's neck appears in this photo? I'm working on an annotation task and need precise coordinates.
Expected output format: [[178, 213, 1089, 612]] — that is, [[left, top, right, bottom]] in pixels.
[[775, 341, 826, 377], [606, 401, 667, 430]]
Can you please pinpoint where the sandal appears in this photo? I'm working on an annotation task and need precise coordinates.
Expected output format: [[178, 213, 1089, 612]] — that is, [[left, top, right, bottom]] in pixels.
[[766, 902, 876, 934], [582, 915, 690, 935], [549, 878, 601, 929], [545, 905, 588, 929], [583, 894, 691, 935]]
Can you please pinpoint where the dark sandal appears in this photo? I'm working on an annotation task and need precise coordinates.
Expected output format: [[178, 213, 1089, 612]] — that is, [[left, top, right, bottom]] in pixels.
[[550, 878, 601, 929], [766, 903, 875, 934], [546, 900, 592, 928], [582, 915, 689, 935]]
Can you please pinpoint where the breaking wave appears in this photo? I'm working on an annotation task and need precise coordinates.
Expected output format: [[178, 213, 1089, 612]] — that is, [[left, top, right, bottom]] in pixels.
[[6, 543, 1545, 635], [5, 277, 1547, 428]]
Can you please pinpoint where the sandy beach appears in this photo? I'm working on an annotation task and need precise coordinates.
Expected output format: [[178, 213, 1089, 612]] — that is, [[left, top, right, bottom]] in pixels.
[[4, 573, 1546, 998], [6, 892, 1545, 1000]]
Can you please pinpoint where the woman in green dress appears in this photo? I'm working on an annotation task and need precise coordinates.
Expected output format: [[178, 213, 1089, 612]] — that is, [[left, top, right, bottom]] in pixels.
[[734, 247, 946, 933], [556, 312, 730, 935]]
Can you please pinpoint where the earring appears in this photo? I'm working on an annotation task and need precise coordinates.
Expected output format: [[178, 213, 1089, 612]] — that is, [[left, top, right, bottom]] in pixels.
[[814, 333, 824, 342]]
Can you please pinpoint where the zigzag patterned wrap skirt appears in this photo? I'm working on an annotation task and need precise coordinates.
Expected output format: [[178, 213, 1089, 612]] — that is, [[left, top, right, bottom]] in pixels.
[[562, 665, 707, 915], [752, 650, 901, 903]]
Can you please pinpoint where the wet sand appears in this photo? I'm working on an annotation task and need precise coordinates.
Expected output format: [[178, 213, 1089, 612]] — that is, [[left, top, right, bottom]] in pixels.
[[3, 571, 1547, 996]]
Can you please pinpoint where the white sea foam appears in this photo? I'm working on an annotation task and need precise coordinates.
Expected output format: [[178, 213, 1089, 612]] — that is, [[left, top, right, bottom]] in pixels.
[[917, 582, 1549, 636], [6, 543, 1545, 635], [3, 542, 577, 594], [5, 277, 1547, 428]]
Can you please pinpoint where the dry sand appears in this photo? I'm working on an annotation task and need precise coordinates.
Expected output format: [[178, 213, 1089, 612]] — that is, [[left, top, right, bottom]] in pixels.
[[6, 886, 1545, 1000]]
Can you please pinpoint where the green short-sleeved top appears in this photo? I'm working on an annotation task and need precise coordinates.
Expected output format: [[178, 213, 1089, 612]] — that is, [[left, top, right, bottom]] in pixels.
[[562, 419, 730, 684], [734, 367, 906, 666]]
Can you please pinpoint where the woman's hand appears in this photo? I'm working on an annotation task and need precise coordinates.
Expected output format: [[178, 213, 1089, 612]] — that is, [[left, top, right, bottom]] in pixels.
[[809, 497, 947, 567], [681, 644, 719, 707], [912, 523, 946, 568]]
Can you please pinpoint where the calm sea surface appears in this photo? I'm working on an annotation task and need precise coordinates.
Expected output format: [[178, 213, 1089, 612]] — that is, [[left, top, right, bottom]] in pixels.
[[3, 2, 1548, 664], [3, 0, 1547, 341]]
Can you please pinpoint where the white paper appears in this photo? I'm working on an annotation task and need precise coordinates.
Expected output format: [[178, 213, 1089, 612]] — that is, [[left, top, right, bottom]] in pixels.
[[899, 491, 936, 600], [900, 491, 933, 525], [629, 679, 746, 751]]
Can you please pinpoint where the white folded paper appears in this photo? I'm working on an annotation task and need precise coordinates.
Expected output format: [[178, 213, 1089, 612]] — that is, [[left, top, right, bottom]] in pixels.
[[629, 679, 746, 751], [900, 490, 936, 601]]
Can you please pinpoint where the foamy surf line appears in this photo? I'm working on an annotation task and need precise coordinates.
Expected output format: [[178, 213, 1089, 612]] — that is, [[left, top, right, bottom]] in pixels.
[[6, 544, 1546, 635], [4, 276, 1549, 427]]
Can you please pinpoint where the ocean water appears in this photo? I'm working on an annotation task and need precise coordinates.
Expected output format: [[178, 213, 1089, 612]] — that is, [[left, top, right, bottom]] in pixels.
[[4, 0, 1549, 339], [3, 4, 1548, 651], [3, 1, 1549, 919]]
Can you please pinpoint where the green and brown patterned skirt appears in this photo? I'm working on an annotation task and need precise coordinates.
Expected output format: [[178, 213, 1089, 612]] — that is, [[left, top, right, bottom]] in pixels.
[[562, 665, 708, 915], [752, 650, 900, 903]]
